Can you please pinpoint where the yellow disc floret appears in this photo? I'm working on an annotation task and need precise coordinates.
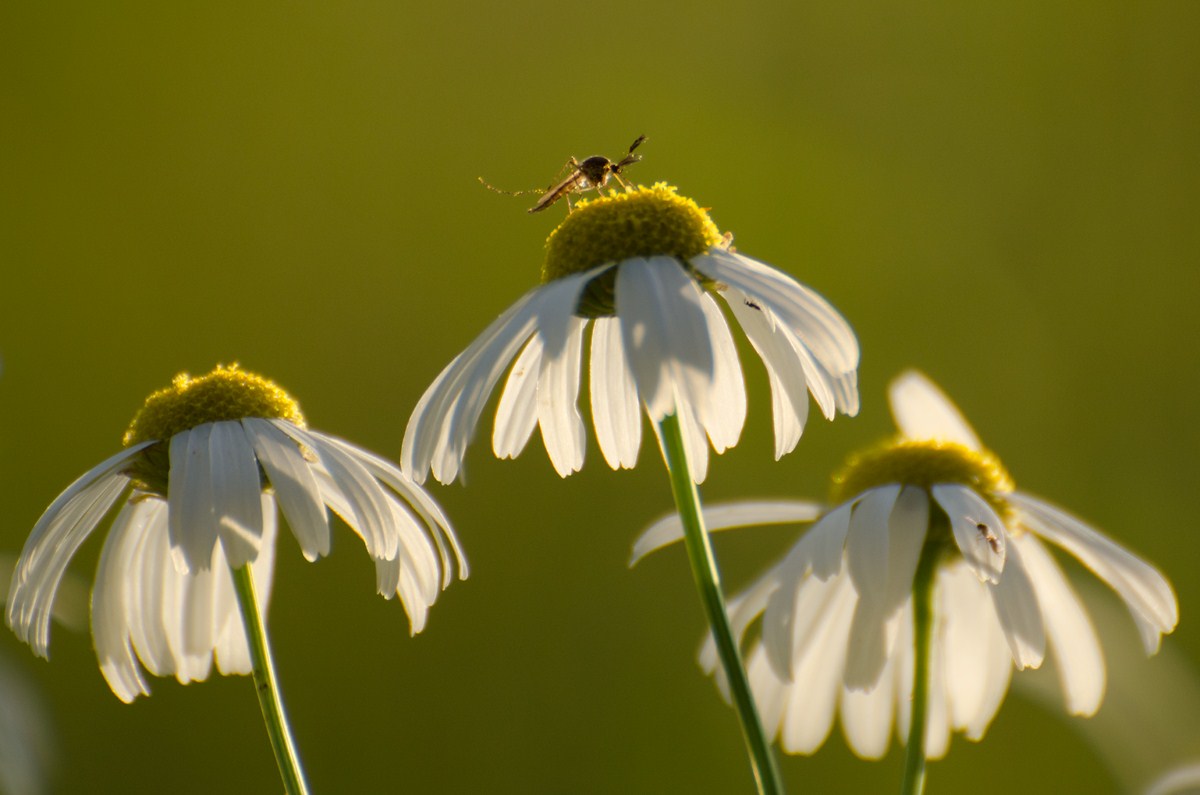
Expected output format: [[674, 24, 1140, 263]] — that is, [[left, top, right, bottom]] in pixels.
[[123, 364, 306, 447], [541, 183, 723, 283], [832, 439, 1015, 526]]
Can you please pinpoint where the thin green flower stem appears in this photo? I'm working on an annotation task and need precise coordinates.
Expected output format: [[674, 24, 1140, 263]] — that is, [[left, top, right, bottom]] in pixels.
[[231, 564, 310, 795], [658, 415, 786, 795], [900, 549, 939, 795]]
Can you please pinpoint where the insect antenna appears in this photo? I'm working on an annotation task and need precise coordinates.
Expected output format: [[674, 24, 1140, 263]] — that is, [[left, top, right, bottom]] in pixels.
[[476, 176, 541, 197]]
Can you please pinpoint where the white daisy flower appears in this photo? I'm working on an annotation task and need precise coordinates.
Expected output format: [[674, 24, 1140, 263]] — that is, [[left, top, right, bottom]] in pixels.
[[7, 365, 467, 703], [632, 369, 1178, 760], [402, 183, 859, 485]]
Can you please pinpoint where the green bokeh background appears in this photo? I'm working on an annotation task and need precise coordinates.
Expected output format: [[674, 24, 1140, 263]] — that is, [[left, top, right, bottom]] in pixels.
[[2, 2, 1198, 793]]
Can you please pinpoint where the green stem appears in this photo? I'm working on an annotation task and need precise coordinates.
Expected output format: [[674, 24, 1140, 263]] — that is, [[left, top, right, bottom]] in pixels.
[[231, 565, 310, 795], [900, 549, 939, 795], [658, 415, 786, 795]]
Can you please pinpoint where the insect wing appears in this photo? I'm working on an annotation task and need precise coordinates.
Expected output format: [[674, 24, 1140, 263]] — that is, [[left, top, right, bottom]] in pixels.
[[528, 170, 586, 213]]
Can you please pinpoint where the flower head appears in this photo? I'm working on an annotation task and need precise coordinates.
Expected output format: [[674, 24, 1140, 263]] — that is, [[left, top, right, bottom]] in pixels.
[[7, 364, 467, 702], [403, 184, 860, 484], [632, 370, 1178, 759]]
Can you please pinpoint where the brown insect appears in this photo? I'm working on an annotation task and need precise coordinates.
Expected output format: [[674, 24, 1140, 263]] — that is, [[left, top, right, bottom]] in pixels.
[[975, 521, 1001, 554], [479, 135, 647, 214]]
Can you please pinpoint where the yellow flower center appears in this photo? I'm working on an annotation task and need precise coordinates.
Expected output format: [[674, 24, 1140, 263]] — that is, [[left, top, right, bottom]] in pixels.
[[541, 183, 723, 283], [123, 364, 306, 447], [832, 439, 1015, 526]]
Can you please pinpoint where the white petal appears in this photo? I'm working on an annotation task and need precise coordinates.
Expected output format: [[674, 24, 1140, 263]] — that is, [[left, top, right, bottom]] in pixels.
[[402, 288, 541, 483], [724, 286, 811, 456], [6, 445, 142, 657], [987, 536, 1046, 670], [846, 485, 902, 610], [843, 599, 892, 692], [1015, 534, 1105, 715], [629, 500, 823, 566], [168, 425, 219, 574], [883, 486, 929, 612], [651, 400, 711, 484], [807, 501, 854, 581], [280, 423, 396, 559], [1009, 491, 1177, 654], [840, 641, 897, 759], [207, 421, 264, 569], [125, 498, 174, 677], [213, 495, 278, 675], [763, 562, 848, 680], [692, 249, 859, 386], [616, 256, 714, 422], [745, 644, 787, 741], [694, 291, 746, 453], [779, 574, 856, 754], [536, 315, 588, 477], [243, 417, 331, 562], [491, 335, 542, 460], [93, 500, 153, 702], [888, 370, 982, 449], [322, 432, 467, 583], [589, 317, 642, 470], [402, 268, 604, 484], [931, 483, 1007, 584], [939, 564, 1012, 737]]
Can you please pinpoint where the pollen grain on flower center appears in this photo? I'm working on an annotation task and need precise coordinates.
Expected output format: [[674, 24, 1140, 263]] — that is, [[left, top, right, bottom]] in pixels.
[[832, 439, 1015, 521], [541, 183, 723, 283], [122, 364, 306, 447]]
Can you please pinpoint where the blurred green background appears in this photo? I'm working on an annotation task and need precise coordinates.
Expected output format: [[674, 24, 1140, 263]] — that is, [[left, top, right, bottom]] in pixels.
[[2, 2, 1198, 793]]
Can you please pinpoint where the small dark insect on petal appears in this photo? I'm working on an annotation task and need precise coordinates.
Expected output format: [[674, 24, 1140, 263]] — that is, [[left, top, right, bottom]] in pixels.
[[975, 521, 1001, 553], [744, 298, 762, 311]]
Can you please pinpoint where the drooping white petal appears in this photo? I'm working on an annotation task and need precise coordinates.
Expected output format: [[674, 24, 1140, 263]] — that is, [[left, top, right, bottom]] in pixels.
[[168, 425, 219, 574], [779, 574, 856, 754], [745, 644, 788, 740], [806, 501, 854, 581], [213, 495, 278, 675], [536, 315, 588, 477], [931, 483, 1007, 583], [403, 267, 603, 484], [694, 292, 746, 453], [491, 335, 542, 460], [843, 486, 902, 689], [161, 543, 216, 684], [840, 638, 898, 759], [987, 536, 1046, 670], [938, 563, 1012, 738], [629, 500, 823, 566], [699, 564, 786, 677], [763, 561, 849, 680], [125, 498, 174, 678], [280, 423, 396, 560], [724, 286, 811, 457], [207, 421, 264, 569], [6, 443, 145, 657], [321, 431, 467, 583], [1009, 491, 1177, 654], [652, 399, 711, 484], [846, 486, 902, 610], [93, 499, 154, 702], [691, 249, 859, 391], [883, 486, 929, 612], [589, 317, 642, 470], [403, 288, 540, 482], [888, 370, 982, 449], [922, 610, 952, 760], [1015, 533, 1105, 715], [243, 417, 331, 562], [616, 257, 715, 422]]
